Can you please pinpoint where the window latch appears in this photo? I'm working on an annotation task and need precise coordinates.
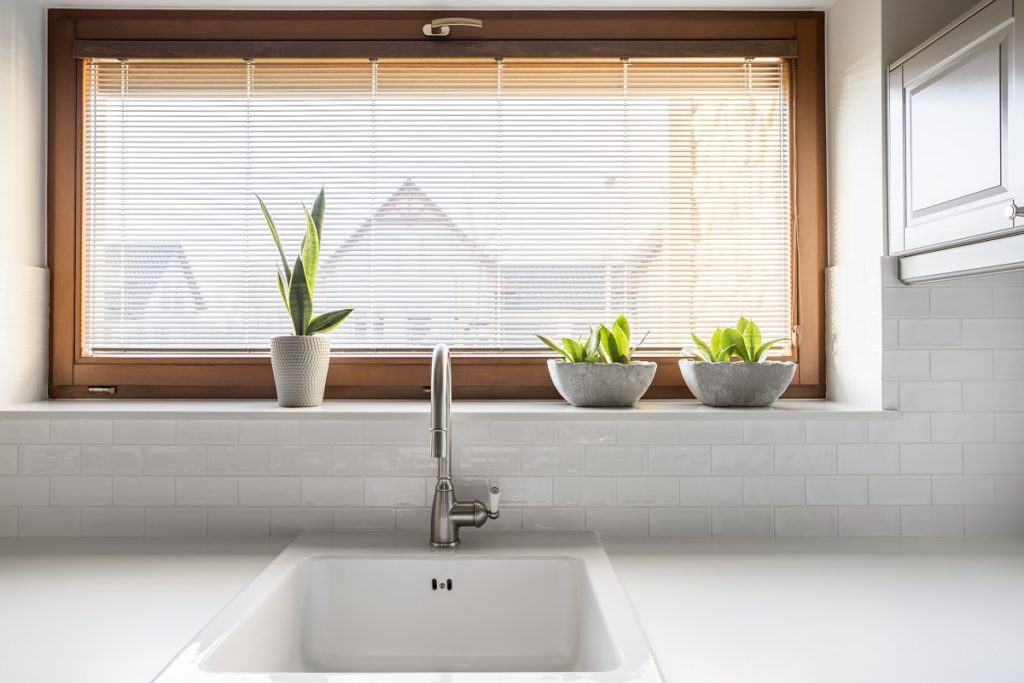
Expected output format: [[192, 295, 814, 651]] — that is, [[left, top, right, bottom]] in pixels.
[[87, 386, 117, 395], [423, 17, 483, 37]]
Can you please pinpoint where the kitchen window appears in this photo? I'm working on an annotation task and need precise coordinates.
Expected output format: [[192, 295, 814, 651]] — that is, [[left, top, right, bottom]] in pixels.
[[48, 10, 826, 398]]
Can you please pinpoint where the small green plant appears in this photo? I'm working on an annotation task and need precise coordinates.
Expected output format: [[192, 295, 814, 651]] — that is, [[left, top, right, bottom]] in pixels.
[[686, 316, 786, 364], [537, 315, 649, 365], [257, 187, 353, 336]]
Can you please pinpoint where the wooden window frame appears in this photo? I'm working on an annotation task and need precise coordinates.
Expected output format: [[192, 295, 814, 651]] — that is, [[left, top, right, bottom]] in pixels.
[[48, 9, 826, 400]]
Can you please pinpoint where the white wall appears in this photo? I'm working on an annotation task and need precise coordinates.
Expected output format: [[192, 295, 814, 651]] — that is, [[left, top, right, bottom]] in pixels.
[[0, 0, 47, 405]]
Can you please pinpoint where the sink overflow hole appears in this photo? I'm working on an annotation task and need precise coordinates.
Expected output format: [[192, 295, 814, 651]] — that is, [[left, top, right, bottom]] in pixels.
[[431, 579, 453, 591]]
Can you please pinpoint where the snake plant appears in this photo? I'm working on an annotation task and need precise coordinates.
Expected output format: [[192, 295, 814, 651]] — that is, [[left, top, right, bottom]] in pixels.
[[537, 315, 649, 364], [686, 316, 786, 363], [257, 187, 353, 336]]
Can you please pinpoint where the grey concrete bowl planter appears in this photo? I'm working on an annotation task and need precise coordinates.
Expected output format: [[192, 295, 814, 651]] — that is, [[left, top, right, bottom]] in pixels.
[[547, 359, 657, 408], [270, 335, 330, 408], [679, 359, 796, 407]]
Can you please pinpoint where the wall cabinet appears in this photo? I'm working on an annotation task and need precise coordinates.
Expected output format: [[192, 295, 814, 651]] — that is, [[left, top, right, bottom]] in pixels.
[[888, 0, 1024, 282]]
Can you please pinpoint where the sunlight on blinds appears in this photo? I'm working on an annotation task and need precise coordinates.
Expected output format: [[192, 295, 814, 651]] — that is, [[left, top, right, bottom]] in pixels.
[[83, 57, 792, 355]]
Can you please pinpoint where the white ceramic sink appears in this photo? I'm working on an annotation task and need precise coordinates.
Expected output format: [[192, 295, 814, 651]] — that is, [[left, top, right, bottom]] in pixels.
[[154, 531, 662, 682]]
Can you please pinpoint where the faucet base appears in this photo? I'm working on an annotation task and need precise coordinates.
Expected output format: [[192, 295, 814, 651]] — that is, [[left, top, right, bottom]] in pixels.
[[429, 539, 460, 549]]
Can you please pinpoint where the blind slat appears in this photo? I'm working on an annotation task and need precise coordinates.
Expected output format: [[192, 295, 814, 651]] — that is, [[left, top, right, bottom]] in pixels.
[[83, 57, 792, 355]]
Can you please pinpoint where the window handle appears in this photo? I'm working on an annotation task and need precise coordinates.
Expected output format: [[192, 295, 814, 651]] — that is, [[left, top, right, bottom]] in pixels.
[[1004, 201, 1024, 220], [423, 17, 483, 37]]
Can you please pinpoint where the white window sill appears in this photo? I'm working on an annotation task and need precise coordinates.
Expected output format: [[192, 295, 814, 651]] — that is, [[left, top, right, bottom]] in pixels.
[[0, 399, 898, 421]]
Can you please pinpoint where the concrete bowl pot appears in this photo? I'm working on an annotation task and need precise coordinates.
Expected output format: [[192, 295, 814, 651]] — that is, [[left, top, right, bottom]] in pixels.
[[679, 359, 796, 407], [270, 335, 330, 407], [547, 359, 657, 408]]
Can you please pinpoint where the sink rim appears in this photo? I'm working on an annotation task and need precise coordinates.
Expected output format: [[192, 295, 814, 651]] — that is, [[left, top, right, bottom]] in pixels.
[[153, 530, 664, 683]]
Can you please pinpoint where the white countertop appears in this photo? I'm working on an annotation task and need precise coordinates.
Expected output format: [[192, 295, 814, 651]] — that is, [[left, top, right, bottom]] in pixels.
[[1, 536, 1022, 683]]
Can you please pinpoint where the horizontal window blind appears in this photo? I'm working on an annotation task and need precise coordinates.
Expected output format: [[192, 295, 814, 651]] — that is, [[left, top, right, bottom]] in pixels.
[[83, 56, 792, 355]]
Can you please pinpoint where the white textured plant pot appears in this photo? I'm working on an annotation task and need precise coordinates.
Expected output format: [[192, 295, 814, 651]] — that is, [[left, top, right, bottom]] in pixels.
[[270, 335, 330, 408], [679, 359, 796, 407], [547, 360, 657, 408]]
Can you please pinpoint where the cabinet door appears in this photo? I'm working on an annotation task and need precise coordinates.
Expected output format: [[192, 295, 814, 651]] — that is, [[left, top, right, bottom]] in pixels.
[[888, 0, 1022, 255]]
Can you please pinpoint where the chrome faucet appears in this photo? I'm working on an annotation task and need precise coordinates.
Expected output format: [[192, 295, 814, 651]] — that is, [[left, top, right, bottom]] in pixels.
[[429, 343, 499, 548]]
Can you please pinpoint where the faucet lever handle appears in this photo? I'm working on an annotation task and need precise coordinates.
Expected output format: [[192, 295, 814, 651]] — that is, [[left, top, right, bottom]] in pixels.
[[488, 484, 500, 519]]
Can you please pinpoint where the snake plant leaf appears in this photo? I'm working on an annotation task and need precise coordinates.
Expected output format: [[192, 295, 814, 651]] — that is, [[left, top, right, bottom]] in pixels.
[[275, 266, 290, 315], [310, 186, 326, 241], [736, 316, 750, 335], [631, 329, 650, 355], [288, 258, 312, 335], [257, 194, 291, 282], [596, 326, 614, 363], [536, 334, 572, 361], [306, 308, 353, 335], [722, 328, 750, 362], [741, 318, 761, 359], [584, 327, 600, 357], [612, 325, 630, 361], [755, 338, 787, 362], [691, 333, 713, 362], [613, 314, 630, 340], [562, 337, 585, 362], [299, 205, 320, 296]]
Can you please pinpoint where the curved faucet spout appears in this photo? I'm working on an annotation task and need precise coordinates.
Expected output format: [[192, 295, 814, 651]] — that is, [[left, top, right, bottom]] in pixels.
[[428, 342, 499, 548]]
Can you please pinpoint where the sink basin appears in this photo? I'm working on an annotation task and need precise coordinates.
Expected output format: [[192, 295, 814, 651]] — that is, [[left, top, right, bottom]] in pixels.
[[154, 531, 662, 682]]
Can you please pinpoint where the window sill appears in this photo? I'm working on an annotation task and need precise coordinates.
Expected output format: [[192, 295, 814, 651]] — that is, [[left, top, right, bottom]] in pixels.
[[0, 399, 898, 421]]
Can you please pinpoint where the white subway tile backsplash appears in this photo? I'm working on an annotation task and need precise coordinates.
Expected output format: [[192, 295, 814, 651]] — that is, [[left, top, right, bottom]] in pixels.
[[207, 508, 269, 536], [395, 508, 430, 531], [680, 477, 742, 506], [175, 420, 237, 445], [648, 445, 711, 475], [993, 287, 1024, 316], [932, 476, 994, 505], [806, 420, 867, 444], [585, 446, 646, 475], [964, 444, 1024, 474], [929, 287, 993, 317], [585, 508, 649, 538], [806, 476, 867, 505], [553, 478, 616, 507], [869, 475, 930, 505], [994, 413, 1024, 443], [550, 422, 616, 444], [743, 476, 805, 506], [930, 350, 993, 380], [712, 507, 773, 536], [838, 506, 899, 536], [113, 420, 175, 445], [711, 445, 771, 474], [50, 419, 112, 445], [774, 445, 836, 474], [743, 420, 805, 444], [901, 507, 964, 537], [617, 421, 679, 444], [523, 507, 586, 531], [238, 477, 300, 507], [648, 508, 711, 537], [0, 419, 49, 444], [20, 445, 80, 474], [962, 319, 1024, 349], [363, 419, 428, 445], [143, 446, 205, 475], [83, 507, 144, 537], [930, 413, 993, 443], [883, 287, 930, 317], [965, 507, 1024, 537], [680, 420, 743, 444], [0, 446, 16, 475], [113, 477, 174, 506], [490, 421, 554, 444], [899, 319, 961, 348], [364, 477, 425, 507], [882, 351, 930, 380], [268, 445, 332, 475], [176, 477, 237, 506], [868, 413, 931, 443], [19, 507, 81, 537], [0, 508, 17, 537], [456, 446, 521, 476], [270, 508, 332, 535], [395, 447, 437, 476], [900, 444, 962, 473], [522, 445, 585, 475], [238, 420, 300, 445], [51, 476, 112, 506], [332, 446, 395, 475], [0, 476, 49, 505], [899, 382, 963, 412], [617, 477, 678, 507], [300, 476, 366, 507], [333, 508, 396, 531], [775, 507, 837, 536], [837, 444, 899, 474], [993, 475, 1024, 505], [82, 445, 144, 475], [300, 420, 363, 445], [963, 381, 1024, 412], [206, 445, 268, 475], [994, 350, 1024, 378], [495, 477, 553, 506]]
